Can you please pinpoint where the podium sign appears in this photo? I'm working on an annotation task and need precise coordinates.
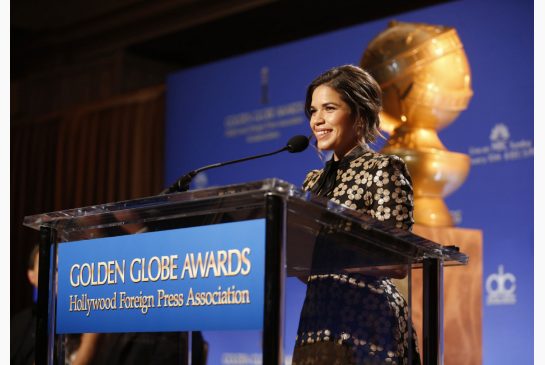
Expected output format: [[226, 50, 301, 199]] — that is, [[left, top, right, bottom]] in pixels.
[[56, 219, 266, 333]]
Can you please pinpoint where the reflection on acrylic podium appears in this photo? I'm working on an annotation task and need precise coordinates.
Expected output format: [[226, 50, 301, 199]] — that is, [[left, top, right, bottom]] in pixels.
[[24, 179, 467, 365]]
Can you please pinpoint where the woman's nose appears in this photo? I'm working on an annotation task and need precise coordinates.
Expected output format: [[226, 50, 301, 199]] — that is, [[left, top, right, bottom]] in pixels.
[[312, 111, 325, 126]]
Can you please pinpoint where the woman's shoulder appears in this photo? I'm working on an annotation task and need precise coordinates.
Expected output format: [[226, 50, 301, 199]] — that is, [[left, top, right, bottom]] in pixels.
[[302, 169, 322, 191], [349, 150, 409, 174]]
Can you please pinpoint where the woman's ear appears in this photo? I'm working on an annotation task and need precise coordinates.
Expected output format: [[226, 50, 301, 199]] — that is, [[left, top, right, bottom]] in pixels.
[[353, 116, 365, 143]]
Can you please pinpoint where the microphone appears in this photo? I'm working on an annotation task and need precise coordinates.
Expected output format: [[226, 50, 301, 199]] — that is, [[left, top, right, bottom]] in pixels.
[[285, 134, 310, 153], [161, 135, 310, 194]]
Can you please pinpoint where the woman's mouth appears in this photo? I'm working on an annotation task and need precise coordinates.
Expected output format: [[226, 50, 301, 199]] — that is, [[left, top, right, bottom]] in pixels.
[[315, 129, 332, 139]]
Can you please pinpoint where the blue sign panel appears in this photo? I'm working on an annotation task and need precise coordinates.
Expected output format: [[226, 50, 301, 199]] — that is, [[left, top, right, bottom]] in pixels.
[[56, 219, 266, 334]]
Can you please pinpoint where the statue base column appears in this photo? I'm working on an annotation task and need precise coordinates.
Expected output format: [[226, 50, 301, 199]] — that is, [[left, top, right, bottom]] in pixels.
[[411, 225, 483, 365]]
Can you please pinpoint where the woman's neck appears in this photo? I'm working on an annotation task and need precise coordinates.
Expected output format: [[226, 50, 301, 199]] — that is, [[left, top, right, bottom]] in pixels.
[[333, 143, 361, 161]]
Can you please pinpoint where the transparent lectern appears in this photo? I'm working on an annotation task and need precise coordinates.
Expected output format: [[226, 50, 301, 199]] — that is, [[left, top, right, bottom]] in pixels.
[[24, 179, 467, 365]]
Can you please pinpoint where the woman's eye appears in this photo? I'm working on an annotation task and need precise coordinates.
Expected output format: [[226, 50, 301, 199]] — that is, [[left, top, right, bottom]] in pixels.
[[325, 106, 335, 111]]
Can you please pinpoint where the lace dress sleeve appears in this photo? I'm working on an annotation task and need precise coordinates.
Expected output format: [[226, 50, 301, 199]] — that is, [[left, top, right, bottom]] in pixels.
[[302, 169, 322, 192], [365, 155, 414, 231]]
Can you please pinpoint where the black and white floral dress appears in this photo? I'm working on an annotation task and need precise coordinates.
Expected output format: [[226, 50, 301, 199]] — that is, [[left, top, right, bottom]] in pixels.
[[292, 144, 421, 365]]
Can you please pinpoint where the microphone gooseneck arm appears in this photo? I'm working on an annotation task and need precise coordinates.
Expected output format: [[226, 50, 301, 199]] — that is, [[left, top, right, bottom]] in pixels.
[[162, 135, 310, 195]]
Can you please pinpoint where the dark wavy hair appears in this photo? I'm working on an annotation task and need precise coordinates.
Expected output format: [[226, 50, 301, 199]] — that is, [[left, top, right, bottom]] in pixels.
[[305, 65, 382, 143]]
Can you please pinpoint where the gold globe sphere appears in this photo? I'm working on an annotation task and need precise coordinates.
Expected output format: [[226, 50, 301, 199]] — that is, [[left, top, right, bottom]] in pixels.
[[362, 21, 473, 130]]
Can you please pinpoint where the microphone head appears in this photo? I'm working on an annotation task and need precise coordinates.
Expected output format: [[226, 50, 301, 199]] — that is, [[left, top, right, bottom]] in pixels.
[[286, 135, 310, 153]]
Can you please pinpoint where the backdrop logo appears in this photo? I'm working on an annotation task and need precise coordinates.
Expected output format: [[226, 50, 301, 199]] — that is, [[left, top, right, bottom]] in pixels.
[[485, 265, 516, 306], [223, 101, 305, 144], [260, 66, 269, 105], [489, 123, 510, 151], [468, 123, 533, 165]]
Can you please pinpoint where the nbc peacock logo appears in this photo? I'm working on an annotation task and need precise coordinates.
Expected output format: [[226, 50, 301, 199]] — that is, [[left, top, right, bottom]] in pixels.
[[468, 122, 533, 165], [489, 123, 510, 151]]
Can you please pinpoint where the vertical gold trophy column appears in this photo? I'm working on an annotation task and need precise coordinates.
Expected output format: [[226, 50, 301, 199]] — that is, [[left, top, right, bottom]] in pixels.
[[361, 21, 473, 227], [361, 23, 483, 365]]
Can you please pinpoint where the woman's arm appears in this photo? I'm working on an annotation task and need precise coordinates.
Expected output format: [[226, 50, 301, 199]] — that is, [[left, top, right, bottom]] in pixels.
[[352, 155, 415, 278]]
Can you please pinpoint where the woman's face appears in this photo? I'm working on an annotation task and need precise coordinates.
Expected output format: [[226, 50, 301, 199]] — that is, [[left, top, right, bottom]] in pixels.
[[309, 84, 359, 160]]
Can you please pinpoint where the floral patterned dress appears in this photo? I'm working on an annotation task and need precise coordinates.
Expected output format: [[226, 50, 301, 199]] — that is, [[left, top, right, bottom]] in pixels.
[[292, 145, 421, 365]]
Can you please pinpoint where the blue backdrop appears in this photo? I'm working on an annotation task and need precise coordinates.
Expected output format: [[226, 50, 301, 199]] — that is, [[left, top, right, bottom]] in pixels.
[[165, 0, 533, 363]]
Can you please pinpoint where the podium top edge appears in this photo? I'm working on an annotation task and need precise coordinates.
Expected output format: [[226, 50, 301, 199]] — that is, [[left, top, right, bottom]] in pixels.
[[22, 178, 468, 264], [23, 178, 296, 230]]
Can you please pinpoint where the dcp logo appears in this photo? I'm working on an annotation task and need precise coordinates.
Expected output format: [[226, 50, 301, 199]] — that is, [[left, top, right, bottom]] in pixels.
[[485, 265, 516, 306]]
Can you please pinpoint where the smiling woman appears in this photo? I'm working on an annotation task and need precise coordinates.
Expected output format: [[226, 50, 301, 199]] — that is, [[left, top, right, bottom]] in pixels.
[[293, 65, 420, 365], [306, 65, 382, 156]]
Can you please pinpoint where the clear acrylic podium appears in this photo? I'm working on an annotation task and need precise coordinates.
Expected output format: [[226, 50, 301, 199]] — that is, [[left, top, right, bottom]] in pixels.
[[24, 179, 468, 365]]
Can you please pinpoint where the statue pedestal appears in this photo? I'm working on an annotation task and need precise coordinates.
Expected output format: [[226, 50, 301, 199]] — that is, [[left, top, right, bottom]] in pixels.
[[411, 225, 483, 365]]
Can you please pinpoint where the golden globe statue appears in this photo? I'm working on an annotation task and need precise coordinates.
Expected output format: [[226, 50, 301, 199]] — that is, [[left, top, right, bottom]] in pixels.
[[361, 21, 473, 226]]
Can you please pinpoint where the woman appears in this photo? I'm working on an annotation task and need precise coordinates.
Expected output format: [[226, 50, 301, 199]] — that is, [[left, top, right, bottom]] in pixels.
[[292, 65, 420, 365]]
